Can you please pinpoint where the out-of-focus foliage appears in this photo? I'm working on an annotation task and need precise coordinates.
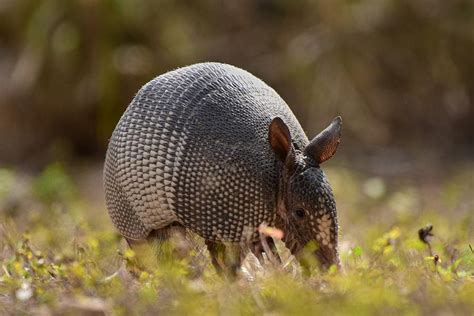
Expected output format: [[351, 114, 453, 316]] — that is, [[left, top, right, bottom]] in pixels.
[[0, 0, 473, 164], [32, 162, 76, 205], [0, 164, 472, 314]]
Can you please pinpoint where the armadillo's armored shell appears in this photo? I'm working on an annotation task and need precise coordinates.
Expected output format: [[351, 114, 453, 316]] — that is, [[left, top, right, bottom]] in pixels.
[[104, 63, 308, 242]]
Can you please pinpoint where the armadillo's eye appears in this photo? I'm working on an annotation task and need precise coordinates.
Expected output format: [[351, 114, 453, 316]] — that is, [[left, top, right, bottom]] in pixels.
[[293, 208, 306, 220]]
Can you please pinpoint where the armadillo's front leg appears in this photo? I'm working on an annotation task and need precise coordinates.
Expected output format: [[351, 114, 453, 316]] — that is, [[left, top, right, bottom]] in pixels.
[[266, 237, 282, 264], [251, 237, 282, 266]]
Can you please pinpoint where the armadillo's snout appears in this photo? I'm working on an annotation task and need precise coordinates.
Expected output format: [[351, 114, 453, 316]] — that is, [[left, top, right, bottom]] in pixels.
[[314, 244, 341, 271]]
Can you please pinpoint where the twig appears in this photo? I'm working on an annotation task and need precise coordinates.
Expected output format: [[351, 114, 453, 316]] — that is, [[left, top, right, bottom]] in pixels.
[[418, 224, 434, 256]]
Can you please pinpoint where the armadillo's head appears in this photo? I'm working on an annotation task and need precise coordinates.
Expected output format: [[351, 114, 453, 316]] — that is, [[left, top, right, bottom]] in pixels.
[[269, 116, 342, 271]]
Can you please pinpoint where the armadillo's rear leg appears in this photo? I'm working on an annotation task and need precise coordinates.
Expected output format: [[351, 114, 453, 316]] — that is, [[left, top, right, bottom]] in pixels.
[[125, 223, 187, 271], [205, 240, 225, 274], [205, 241, 242, 277]]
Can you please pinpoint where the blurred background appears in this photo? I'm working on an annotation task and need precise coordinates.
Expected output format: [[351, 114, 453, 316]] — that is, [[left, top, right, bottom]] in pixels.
[[0, 0, 472, 171], [1, 0, 473, 236], [0, 0, 473, 230]]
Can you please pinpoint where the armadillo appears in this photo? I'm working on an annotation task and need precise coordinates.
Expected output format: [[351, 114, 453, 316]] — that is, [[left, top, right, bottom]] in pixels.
[[104, 62, 342, 272]]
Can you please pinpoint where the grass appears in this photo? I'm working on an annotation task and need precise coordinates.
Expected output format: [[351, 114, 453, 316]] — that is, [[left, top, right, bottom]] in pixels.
[[0, 162, 473, 315]]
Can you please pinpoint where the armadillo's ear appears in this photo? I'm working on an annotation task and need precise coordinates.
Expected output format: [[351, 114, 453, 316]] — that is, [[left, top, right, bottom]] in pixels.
[[304, 116, 342, 164], [269, 117, 296, 173]]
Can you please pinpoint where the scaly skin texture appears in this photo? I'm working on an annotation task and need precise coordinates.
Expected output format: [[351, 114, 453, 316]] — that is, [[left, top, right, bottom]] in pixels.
[[104, 62, 342, 272]]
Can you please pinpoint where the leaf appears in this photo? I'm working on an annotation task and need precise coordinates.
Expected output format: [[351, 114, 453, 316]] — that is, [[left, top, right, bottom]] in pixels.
[[353, 246, 363, 257]]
